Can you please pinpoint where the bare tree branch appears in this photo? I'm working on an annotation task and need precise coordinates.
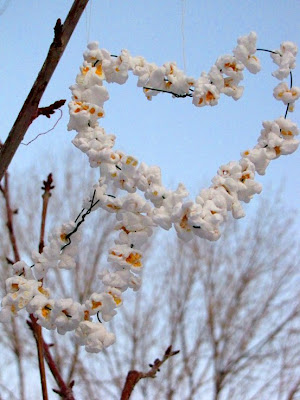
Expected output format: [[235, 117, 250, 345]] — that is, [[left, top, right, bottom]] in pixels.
[[27, 319, 76, 400], [120, 345, 180, 400], [286, 376, 300, 400], [39, 173, 55, 253], [38, 99, 66, 119], [0, 0, 89, 181], [0, 171, 20, 262]]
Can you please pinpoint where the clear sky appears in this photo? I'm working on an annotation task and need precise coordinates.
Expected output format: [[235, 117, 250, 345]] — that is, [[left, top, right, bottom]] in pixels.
[[0, 0, 299, 224]]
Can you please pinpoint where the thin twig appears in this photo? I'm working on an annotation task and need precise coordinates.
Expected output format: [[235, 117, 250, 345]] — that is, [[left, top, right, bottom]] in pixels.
[[0, 171, 20, 262], [1, 171, 48, 399], [39, 173, 55, 253], [1, 161, 75, 399], [34, 174, 55, 400], [31, 317, 49, 400], [0, 0, 89, 181], [32, 174, 57, 400], [27, 320, 76, 400], [0, 171, 25, 399], [120, 345, 180, 400], [11, 318, 26, 400], [27, 172, 76, 399]]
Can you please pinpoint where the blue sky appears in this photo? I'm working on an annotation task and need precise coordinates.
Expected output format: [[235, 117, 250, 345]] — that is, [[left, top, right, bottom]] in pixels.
[[0, 0, 299, 223]]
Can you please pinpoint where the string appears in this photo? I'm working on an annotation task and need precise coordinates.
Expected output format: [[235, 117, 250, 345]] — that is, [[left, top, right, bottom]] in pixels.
[[21, 110, 63, 146], [85, 0, 92, 44], [181, 0, 187, 73]]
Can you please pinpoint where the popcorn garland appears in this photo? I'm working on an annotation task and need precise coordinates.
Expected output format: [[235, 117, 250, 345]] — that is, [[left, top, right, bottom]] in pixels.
[[1, 33, 299, 353]]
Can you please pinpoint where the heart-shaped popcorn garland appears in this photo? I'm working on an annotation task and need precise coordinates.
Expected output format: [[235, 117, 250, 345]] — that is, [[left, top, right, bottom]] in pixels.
[[1, 33, 299, 353]]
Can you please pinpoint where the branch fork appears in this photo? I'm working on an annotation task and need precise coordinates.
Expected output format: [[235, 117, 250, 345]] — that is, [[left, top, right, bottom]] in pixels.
[[121, 345, 180, 400]]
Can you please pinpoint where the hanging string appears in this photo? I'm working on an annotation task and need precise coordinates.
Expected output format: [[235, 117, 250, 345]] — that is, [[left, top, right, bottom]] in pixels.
[[181, 0, 187, 73], [85, 0, 92, 44], [21, 110, 63, 146]]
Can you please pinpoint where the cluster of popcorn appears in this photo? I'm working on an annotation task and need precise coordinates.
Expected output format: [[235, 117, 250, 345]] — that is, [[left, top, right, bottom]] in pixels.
[[1, 33, 299, 353], [31, 222, 81, 279]]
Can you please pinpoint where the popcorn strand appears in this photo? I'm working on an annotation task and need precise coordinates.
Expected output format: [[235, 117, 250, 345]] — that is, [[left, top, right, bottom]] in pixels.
[[1, 33, 299, 353]]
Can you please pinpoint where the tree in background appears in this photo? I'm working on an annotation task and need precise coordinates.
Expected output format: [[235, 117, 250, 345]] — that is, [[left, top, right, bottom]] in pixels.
[[0, 160, 114, 399], [1, 162, 299, 399], [101, 192, 300, 400]]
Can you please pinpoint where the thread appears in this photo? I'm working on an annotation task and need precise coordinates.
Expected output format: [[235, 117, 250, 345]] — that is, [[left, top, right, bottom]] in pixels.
[[85, 0, 92, 44], [181, 0, 187, 73]]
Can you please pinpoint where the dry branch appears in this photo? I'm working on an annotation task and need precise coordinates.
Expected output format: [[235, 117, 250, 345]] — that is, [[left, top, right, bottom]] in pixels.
[[27, 319, 76, 400], [39, 173, 55, 253], [26, 172, 75, 399], [0, 171, 25, 399], [1, 169, 76, 399], [0, 0, 89, 181], [120, 345, 180, 400], [0, 171, 20, 262], [38, 100, 66, 119], [34, 173, 55, 400]]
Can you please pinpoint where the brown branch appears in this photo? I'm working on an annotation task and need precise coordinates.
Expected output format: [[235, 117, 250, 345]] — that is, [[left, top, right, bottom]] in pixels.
[[30, 173, 76, 399], [0, 170, 25, 399], [30, 316, 49, 400], [1, 164, 74, 399], [38, 99, 66, 119], [286, 376, 300, 400], [33, 173, 55, 400], [0, 0, 89, 181], [39, 173, 55, 253], [11, 318, 26, 400], [0, 171, 20, 262], [120, 345, 180, 400], [27, 319, 76, 400], [0, 171, 49, 399]]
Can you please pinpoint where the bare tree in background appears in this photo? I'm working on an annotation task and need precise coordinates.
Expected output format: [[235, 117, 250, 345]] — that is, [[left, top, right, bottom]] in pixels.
[[0, 156, 117, 399], [1, 154, 300, 400], [0, 152, 177, 400], [99, 193, 300, 400]]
